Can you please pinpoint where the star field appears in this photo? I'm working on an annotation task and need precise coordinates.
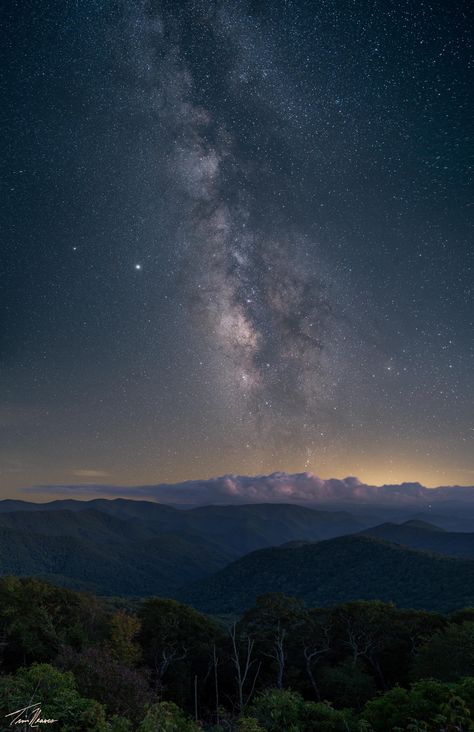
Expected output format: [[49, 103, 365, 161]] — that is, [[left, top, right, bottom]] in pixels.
[[1, 0, 472, 494]]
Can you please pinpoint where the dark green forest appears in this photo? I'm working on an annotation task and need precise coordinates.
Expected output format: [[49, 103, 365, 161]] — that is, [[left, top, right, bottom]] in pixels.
[[1, 577, 474, 731], [2, 503, 474, 615], [0, 502, 367, 597], [178, 536, 474, 614]]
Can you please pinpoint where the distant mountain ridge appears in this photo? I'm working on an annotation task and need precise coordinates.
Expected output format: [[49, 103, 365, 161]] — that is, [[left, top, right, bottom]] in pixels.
[[0, 501, 367, 595], [0, 500, 367, 551], [361, 520, 474, 559]]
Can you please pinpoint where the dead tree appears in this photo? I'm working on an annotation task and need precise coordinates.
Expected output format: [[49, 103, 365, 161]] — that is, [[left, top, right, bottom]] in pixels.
[[303, 630, 330, 700], [264, 622, 286, 689], [229, 623, 261, 712], [151, 642, 187, 697], [343, 615, 387, 690], [212, 643, 220, 724]]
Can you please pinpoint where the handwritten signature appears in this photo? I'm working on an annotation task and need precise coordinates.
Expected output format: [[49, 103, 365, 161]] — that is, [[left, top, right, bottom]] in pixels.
[[5, 704, 57, 728]]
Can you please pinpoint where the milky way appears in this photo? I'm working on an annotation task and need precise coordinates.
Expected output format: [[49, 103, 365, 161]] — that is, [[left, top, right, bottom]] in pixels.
[[1, 0, 472, 493], [125, 2, 357, 446]]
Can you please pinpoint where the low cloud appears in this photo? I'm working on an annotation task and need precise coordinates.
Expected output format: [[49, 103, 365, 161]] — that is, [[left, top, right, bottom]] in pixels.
[[23, 472, 474, 506]]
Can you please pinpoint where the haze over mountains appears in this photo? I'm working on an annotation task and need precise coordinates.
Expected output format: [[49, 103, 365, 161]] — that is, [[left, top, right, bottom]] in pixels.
[[0, 500, 366, 555], [2, 488, 474, 611], [0, 500, 368, 596]]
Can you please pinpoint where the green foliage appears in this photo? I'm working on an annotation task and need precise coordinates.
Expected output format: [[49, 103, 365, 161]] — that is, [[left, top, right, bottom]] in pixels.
[[239, 593, 306, 688], [363, 685, 411, 731], [106, 717, 133, 732], [249, 689, 305, 732], [3, 574, 474, 731], [58, 646, 155, 719], [139, 597, 220, 652], [319, 659, 377, 709], [236, 718, 266, 732], [240, 593, 306, 634], [137, 701, 200, 732], [413, 622, 474, 681], [302, 701, 357, 731], [106, 610, 141, 665], [324, 600, 424, 697], [456, 677, 474, 714], [0, 575, 106, 669], [0, 663, 109, 732], [138, 597, 223, 713], [386, 608, 447, 687], [435, 692, 474, 731], [449, 608, 474, 624], [139, 597, 221, 678], [360, 679, 474, 732], [246, 690, 357, 732]]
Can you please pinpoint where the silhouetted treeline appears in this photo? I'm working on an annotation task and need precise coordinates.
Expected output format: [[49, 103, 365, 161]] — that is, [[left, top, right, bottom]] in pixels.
[[1, 576, 474, 731]]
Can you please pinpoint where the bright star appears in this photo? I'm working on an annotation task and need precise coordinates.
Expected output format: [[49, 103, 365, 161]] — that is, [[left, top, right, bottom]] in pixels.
[[135, 264, 142, 270]]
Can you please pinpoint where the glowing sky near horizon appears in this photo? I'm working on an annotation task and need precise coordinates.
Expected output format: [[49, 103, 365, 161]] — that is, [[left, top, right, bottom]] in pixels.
[[1, 0, 473, 497]]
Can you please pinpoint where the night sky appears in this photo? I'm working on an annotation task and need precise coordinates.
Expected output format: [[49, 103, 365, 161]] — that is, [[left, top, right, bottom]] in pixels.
[[1, 0, 473, 497]]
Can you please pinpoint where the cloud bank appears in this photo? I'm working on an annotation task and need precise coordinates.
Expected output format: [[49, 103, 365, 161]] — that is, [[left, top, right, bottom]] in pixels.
[[24, 472, 474, 506]]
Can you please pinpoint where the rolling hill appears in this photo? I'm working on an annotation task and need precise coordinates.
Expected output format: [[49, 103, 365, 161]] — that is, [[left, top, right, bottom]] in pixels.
[[177, 535, 474, 614], [3, 500, 474, 608], [0, 501, 368, 595], [361, 520, 474, 559], [0, 521, 234, 596], [0, 500, 367, 554]]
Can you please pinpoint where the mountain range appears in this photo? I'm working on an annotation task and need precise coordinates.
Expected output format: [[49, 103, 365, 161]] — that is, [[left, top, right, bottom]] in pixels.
[[1, 497, 474, 612], [0, 499, 367, 552], [0, 500, 366, 595]]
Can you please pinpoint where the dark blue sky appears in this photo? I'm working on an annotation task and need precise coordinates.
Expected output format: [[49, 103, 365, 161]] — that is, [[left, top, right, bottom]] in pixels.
[[1, 0, 472, 495]]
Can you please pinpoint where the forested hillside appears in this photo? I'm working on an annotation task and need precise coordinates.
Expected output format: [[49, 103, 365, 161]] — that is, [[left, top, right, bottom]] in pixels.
[[361, 519, 474, 558], [2, 502, 474, 611], [179, 535, 474, 614], [0, 501, 366, 595]]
